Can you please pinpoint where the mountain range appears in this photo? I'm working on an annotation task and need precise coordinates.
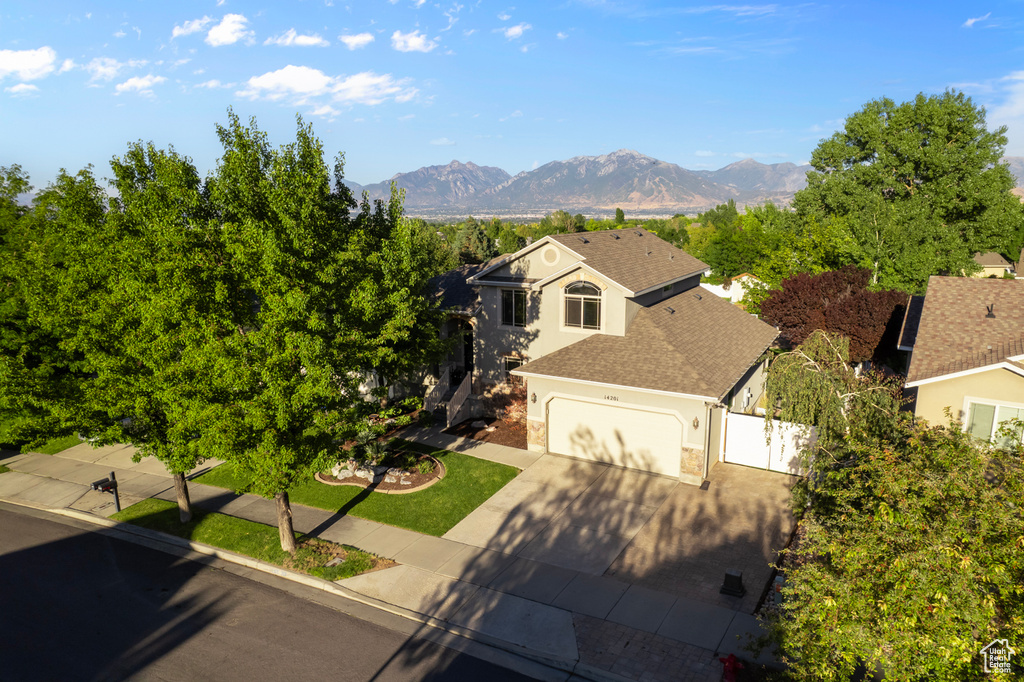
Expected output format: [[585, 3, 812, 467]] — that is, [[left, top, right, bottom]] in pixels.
[[346, 150, 1024, 219], [345, 150, 811, 218]]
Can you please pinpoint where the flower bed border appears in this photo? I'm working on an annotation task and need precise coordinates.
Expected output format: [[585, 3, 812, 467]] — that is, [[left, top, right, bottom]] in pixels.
[[313, 454, 445, 495]]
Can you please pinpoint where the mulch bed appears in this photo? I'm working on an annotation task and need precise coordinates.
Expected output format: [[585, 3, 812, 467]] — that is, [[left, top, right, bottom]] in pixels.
[[445, 417, 527, 450]]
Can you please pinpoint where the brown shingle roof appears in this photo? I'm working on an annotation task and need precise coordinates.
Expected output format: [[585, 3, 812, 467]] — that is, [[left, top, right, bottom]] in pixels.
[[898, 295, 925, 350], [547, 228, 707, 293], [906, 276, 1024, 383], [515, 287, 778, 399], [973, 251, 1011, 268]]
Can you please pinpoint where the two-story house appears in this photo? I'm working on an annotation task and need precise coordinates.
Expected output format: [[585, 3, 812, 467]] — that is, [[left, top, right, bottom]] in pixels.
[[445, 227, 778, 485]]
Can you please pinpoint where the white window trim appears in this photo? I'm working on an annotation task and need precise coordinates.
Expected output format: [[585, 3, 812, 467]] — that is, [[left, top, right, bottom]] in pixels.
[[561, 281, 603, 332], [961, 394, 1024, 444]]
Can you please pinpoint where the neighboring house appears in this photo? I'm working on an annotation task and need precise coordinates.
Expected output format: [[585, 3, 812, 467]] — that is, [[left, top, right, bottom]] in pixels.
[[902, 276, 1024, 448], [435, 228, 778, 484], [972, 251, 1013, 278], [702, 273, 762, 305]]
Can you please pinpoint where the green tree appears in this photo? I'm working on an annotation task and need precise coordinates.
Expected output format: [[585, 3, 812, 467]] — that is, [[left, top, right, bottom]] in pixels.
[[94, 142, 233, 522], [614, 207, 625, 224], [767, 417, 1024, 680], [455, 216, 495, 263], [0, 168, 111, 448], [698, 199, 739, 230], [200, 112, 366, 552], [795, 91, 1024, 291], [763, 330, 1023, 680]]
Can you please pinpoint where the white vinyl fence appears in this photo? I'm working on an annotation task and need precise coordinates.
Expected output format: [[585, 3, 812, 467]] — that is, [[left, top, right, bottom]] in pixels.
[[722, 412, 814, 475]]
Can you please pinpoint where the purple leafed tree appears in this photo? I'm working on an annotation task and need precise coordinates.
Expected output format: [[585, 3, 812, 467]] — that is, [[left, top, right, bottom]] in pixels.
[[761, 265, 908, 362]]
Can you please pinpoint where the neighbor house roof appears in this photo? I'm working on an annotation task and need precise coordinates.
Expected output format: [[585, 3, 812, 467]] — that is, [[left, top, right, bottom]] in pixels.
[[514, 287, 778, 400], [897, 295, 926, 351], [905, 276, 1024, 385], [427, 261, 492, 315], [973, 251, 1011, 268], [544, 228, 708, 294]]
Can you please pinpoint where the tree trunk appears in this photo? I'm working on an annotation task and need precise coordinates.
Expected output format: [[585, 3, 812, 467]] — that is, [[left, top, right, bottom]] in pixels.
[[173, 472, 192, 523], [275, 491, 297, 554]]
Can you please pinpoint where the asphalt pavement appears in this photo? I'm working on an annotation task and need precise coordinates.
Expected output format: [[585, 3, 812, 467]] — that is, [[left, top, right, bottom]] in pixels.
[[0, 504, 537, 682]]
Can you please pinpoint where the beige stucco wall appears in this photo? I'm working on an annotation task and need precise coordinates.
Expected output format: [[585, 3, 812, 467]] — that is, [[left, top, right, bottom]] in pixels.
[[728, 358, 769, 414], [485, 240, 582, 281], [473, 268, 631, 385], [914, 367, 1024, 426]]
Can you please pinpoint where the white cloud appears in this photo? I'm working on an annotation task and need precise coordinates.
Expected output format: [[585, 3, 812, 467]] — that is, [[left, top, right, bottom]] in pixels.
[[532, 160, 539, 170], [310, 104, 340, 117], [58, 59, 75, 73], [339, 32, 374, 49], [391, 29, 438, 52], [499, 109, 523, 121], [172, 16, 212, 39], [196, 79, 230, 88], [498, 12, 511, 21], [115, 74, 167, 95], [990, 71, 1024, 155], [0, 46, 58, 81], [85, 57, 146, 82], [463, 28, 477, 36], [398, 113, 415, 121], [430, 137, 456, 145], [206, 14, 252, 46], [6, 83, 39, 96], [963, 12, 991, 28], [264, 29, 329, 47], [557, 31, 568, 39], [502, 23, 531, 40], [114, 29, 126, 38], [695, 150, 715, 156], [238, 65, 417, 107]]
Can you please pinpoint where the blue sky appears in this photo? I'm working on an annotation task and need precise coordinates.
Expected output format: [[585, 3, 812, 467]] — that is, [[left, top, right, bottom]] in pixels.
[[3, 1, 1024, 188]]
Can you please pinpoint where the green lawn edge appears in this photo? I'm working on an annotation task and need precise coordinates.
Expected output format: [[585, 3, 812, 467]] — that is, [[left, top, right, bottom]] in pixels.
[[194, 440, 520, 537], [111, 498, 378, 580]]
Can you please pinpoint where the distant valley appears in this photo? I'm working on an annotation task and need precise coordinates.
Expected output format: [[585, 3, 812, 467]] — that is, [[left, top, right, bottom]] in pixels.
[[345, 150, 1024, 220]]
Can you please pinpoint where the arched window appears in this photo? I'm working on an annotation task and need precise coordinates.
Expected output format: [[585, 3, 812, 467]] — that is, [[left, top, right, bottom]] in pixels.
[[564, 282, 601, 329]]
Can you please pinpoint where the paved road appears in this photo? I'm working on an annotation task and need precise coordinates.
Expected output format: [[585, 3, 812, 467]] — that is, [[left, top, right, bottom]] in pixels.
[[0, 506, 537, 682]]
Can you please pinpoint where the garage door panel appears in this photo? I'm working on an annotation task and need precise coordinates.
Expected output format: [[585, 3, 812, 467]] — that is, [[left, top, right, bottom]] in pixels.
[[547, 399, 682, 477]]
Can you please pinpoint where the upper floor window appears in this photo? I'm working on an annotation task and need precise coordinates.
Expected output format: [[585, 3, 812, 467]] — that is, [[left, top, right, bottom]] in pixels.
[[501, 289, 526, 327], [564, 282, 601, 330]]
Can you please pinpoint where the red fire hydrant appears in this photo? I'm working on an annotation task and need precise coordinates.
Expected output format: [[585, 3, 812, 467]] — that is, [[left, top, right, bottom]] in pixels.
[[719, 653, 745, 682]]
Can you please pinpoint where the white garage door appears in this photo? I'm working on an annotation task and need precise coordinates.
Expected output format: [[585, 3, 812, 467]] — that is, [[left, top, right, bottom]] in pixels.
[[546, 398, 683, 476]]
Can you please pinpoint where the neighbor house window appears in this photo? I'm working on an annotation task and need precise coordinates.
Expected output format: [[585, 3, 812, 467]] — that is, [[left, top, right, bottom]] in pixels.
[[501, 289, 526, 327], [967, 400, 1024, 448], [564, 282, 601, 330], [503, 356, 524, 384]]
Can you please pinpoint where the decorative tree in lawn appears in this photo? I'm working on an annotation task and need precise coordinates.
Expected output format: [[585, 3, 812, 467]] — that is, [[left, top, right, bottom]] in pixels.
[[202, 112, 450, 552], [760, 265, 907, 362]]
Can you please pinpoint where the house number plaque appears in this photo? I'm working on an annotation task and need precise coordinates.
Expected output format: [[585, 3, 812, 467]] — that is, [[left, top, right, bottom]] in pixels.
[[604, 395, 619, 402]]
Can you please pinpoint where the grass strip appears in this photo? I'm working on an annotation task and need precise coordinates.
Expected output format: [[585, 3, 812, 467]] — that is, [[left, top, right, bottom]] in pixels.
[[196, 440, 519, 537], [111, 498, 383, 581]]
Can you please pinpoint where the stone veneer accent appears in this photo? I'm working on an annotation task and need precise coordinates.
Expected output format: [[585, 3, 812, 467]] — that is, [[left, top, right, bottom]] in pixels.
[[527, 418, 546, 452], [679, 446, 705, 486]]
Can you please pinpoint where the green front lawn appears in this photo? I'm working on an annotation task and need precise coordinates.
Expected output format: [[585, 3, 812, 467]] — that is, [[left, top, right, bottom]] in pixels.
[[111, 498, 384, 581], [195, 441, 519, 536]]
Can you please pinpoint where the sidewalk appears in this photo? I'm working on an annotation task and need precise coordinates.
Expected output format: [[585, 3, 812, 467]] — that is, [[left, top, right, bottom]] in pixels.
[[0, 431, 779, 682]]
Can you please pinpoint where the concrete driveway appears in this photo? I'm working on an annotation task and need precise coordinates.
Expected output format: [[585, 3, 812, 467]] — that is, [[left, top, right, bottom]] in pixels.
[[443, 454, 796, 612]]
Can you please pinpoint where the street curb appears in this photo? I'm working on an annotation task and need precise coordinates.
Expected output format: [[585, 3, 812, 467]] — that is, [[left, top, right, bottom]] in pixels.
[[6, 499, 630, 681]]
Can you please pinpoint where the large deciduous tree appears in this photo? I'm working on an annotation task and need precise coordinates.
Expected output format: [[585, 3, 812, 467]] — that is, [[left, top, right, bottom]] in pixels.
[[760, 265, 907, 362], [794, 91, 1024, 292], [763, 332, 1024, 680], [202, 112, 450, 552]]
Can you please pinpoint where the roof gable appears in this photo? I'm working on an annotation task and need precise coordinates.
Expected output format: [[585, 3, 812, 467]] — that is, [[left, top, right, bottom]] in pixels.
[[906, 276, 1024, 384]]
